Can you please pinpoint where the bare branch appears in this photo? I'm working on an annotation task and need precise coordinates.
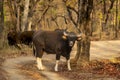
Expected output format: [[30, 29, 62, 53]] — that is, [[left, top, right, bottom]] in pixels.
[[66, 7, 77, 27], [51, 15, 68, 27], [67, 6, 78, 16], [56, 15, 68, 24], [37, 5, 50, 24], [62, 0, 81, 32], [105, 0, 115, 24], [28, 0, 41, 17]]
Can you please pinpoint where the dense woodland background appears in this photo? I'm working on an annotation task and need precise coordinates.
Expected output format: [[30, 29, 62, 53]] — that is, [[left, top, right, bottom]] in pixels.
[[0, 0, 120, 64]]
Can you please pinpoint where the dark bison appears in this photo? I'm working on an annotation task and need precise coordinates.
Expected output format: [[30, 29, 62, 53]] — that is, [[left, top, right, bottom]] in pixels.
[[7, 30, 34, 49], [33, 29, 82, 71]]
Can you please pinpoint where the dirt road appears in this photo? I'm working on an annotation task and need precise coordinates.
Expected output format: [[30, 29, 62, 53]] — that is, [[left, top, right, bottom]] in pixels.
[[90, 40, 120, 60], [2, 56, 35, 80], [2, 40, 120, 80]]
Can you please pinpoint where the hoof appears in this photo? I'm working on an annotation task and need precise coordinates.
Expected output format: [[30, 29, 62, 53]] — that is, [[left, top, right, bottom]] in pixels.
[[37, 65, 45, 71], [39, 68, 45, 71], [39, 67, 45, 70], [54, 68, 58, 72], [68, 69, 72, 71]]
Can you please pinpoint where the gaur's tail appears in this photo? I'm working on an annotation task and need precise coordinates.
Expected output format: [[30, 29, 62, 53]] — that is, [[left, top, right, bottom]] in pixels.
[[33, 44, 36, 57]]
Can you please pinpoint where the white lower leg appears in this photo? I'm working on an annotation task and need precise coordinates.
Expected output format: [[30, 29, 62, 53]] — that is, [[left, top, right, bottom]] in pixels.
[[54, 60, 59, 71], [67, 60, 71, 71], [36, 57, 44, 70]]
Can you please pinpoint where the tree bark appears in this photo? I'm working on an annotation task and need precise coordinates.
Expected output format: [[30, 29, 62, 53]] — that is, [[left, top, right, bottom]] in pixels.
[[115, 0, 118, 38], [0, 0, 4, 34]]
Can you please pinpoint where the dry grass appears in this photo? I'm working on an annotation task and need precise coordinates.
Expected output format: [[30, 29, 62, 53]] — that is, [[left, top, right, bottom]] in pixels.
[[0, 46, 33, 59]]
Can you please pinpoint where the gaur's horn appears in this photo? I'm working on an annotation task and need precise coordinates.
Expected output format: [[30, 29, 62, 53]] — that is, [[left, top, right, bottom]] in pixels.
[[77, 33, 82, 37], [63, 31, 68, 36]]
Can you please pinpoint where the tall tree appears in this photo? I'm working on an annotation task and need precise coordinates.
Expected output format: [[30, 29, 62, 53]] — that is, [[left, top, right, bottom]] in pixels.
[[63, 0, 93, 65], [77, 0, 93, 64], [115, 0, 118, 38], [0, 0, 4, 34], [0, 0, 4, 48], [15, 0, 21, 32]]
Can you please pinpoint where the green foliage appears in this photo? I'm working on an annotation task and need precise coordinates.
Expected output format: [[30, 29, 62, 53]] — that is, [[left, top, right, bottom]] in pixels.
[[66, 0, 77, 7], [118, 15, 120, 20], [39, 1, 45, 5], [98, 12, 103, 19], [48, 8, 57, 16]]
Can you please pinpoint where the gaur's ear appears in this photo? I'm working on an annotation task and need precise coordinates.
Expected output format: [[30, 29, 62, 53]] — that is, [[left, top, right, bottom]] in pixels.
[[62, 35, 67, 40]]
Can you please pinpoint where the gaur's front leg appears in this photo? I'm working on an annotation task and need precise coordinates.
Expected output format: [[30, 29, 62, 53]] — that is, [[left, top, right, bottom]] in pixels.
[[55, 54, 61, 71], [66, 55, 72, 71], [67, 59, 71, 71]]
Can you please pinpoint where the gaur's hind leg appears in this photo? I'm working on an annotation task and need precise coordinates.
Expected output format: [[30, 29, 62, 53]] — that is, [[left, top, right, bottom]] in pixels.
[[54, 54, 61, 71], [36, 57, 44, 70], [36, 47, 44, 70]]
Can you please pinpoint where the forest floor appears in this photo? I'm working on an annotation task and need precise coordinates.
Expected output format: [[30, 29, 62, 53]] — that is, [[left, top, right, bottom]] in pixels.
[[0, 40, 120, 80]]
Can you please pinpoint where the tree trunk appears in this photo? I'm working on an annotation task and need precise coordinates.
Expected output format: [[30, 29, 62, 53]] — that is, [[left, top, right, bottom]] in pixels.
[[0, 0, 4, 48], [21, 0, 30, 31], [16, 6, 20, 32], [72, 41, 81, 63], [115, 0, 118, 38], [77, 22, 91, 65], [74, 0, 93, 65], [27, 18, 32, 31]]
